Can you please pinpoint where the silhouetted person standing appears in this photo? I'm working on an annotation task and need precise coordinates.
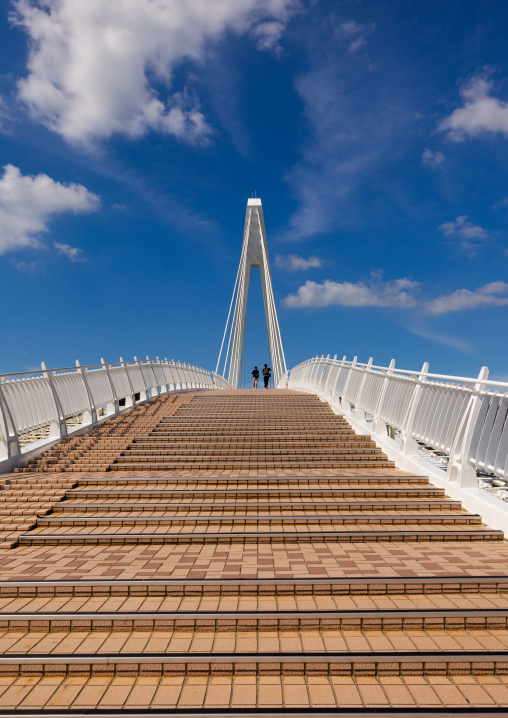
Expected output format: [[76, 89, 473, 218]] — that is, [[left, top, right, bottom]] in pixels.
[[251, 366, 259, 388], [262, 364, 271, 389]]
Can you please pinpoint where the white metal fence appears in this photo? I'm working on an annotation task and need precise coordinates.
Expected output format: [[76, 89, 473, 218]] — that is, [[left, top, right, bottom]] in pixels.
[[0, 356, 231, 460], [279, 355, 508, 487]]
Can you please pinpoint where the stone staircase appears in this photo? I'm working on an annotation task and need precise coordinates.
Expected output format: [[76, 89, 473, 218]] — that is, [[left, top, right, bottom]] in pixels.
[[15, 393, 192, 473], [110, 392, 394, 472], [1, 389, 508, 712]]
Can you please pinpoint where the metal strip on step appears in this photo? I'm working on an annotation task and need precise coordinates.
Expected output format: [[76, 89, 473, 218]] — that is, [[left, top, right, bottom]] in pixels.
[[77, 475, 425, 479], [65, 488, 443, 496], [36, 513, 479, 524], [0, 650, 508, 664], [0, 712, 505, 718], [1, 575, 506, 587], [3, 609, 508, 621]]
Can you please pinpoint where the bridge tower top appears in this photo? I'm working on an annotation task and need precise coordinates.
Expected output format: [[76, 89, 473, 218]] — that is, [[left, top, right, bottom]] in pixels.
[[217, 197, 286, 389]]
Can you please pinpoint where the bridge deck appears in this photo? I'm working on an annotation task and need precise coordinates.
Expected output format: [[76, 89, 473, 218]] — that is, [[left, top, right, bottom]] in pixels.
[[1, 390, 508, 712]]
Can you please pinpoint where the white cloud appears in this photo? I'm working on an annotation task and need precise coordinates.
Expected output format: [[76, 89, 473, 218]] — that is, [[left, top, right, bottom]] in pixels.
[[12, 259, 41, 273], [0, 164, 99, 255], [408, 327, 472, 353], [439, 215, 489, 255], [11, 0, 295, 146], [0, 97, 11, 134], [424, 281, 508, 315], [439, 75, 508, 141], [54, 242, 83, 261], [275, 254, 325, 271], [283, 272, 508, 317], [282, 45, 409, 241], [336, 20, 373, 53], [422, 148, 445, 168], [339, 21, 364, 36], [251, 20, 286, 51], [283, 275, 419, 309]]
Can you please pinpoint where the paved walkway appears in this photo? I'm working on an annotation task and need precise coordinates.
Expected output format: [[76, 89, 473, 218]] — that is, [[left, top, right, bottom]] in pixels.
[[0, 390, 507, 712]]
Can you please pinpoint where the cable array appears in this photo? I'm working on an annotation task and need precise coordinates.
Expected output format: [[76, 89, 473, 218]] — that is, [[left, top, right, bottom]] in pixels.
[[217, 200, 286, 388]]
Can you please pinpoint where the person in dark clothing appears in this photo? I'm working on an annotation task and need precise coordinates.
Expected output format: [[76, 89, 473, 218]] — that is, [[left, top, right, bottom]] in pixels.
[[262, 364, 271, 389], [251, 366, 259, 388]]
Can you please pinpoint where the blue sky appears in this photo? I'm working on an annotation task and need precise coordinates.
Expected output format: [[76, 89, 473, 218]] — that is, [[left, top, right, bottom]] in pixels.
[[1, 0, 508, 382]]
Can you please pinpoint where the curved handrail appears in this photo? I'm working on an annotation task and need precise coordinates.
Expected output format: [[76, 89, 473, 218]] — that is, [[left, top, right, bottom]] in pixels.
[[0, 356, 231, 461], [280, 354, 508, 486]]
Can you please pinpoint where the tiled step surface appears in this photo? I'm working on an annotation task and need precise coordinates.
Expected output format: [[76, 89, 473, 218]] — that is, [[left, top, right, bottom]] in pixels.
[[109, 394, 395, 472], [7, 623, 508, 656], [2, 672, 508, 711], [0, 477, 76, 549], [15, 393, 193, 474], [0, 389, 507, 712]]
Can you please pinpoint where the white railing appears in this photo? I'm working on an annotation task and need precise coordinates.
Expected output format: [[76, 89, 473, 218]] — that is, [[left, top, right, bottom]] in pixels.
[[280, 355, 508, 488], [0, 356, 231, 462]]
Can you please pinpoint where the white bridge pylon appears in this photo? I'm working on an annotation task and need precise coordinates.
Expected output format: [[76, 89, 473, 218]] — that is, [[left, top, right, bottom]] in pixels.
[[217, 198, 286, 389]]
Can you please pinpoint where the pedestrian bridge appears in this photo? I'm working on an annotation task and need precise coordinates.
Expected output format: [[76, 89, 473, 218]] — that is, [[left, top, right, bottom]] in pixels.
[[2, 197, 508, 713]]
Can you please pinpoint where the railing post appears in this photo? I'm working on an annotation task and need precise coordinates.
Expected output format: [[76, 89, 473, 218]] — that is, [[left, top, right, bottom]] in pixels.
[[170, 361, 180, 391], [156, 357, 168, 394], [76, 360, 97, 426], [372, 359, 396, 436], [119, 357, 135, 407], [146, 356, 159, 397], [323, 354, 338, 397], [41, 362, 68, 440], [399, 362, 428, 456], [101, 358, 119, 416], [0, 378, 20, 459], [317, 354, 330, 391], [354, 357, 373, 424], [340, 356, 357, 414], [134, 356, 149, 401], [177, 362, 185, 390], [162, 358, 174, 393], [330, 355, 347, 400], [447, 366, 489, 487]]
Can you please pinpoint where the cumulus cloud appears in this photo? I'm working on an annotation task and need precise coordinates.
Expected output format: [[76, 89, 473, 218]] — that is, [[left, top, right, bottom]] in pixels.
[[439, 215, 489, 255], [275, 254, 325, 271], [11, 0, 294, 146], [283, 275, 419, 309], [422, 148, 445, 168], [54, 242, 83, 261], [0, 164, 99, 255], [438, 75, 508, 141], [424, 282, 508, 315], [283, 273, 508, 317]]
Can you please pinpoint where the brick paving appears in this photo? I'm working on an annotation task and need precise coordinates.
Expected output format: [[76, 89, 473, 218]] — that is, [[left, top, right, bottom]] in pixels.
[[1, 389, 508, 711]]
